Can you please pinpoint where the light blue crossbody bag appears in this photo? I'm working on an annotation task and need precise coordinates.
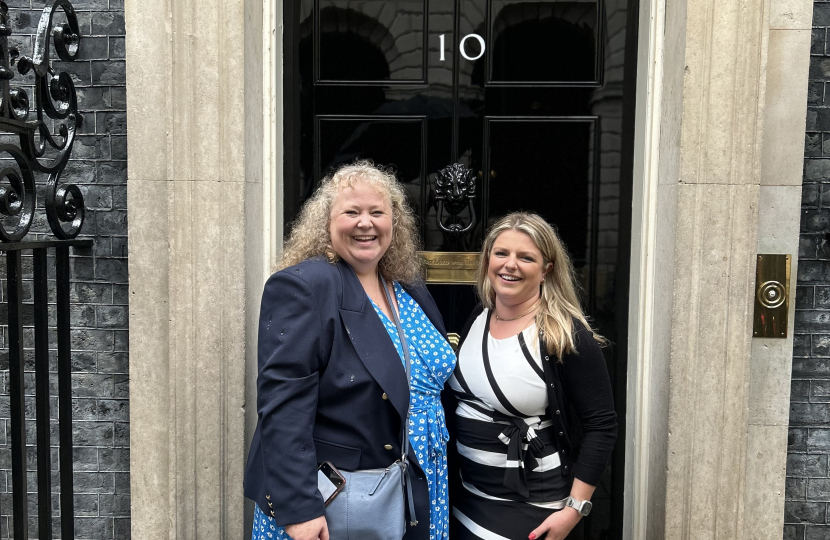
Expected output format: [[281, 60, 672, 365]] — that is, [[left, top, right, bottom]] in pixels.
[[323, 276, 418, 540]]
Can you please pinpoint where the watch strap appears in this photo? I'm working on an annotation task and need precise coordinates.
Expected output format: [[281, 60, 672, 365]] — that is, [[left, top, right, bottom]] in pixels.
[[565, 496, 592, 516]]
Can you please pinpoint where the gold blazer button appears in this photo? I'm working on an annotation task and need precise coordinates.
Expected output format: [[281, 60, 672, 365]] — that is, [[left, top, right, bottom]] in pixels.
[[382, 393, 388, 400], [384, 444, 393, 450]]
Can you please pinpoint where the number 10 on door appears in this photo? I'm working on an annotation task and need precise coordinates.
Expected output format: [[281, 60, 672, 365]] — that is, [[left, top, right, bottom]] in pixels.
[[439, 34, 485, 61]]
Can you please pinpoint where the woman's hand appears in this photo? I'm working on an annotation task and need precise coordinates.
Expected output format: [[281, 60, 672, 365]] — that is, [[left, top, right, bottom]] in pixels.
[[528, 507, 581, 540], [285, 516, 329, 540]]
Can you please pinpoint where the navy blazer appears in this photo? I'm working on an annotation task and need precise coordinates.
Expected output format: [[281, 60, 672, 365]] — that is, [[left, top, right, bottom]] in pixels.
[[244, 257, 446, 540]]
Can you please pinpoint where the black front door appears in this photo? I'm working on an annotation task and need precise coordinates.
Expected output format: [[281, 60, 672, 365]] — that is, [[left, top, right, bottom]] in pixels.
[[283, 0, 639, 536]]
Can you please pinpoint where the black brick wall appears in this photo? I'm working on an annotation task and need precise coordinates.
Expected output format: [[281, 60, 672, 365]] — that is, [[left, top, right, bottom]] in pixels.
[[788, 2, 830, 539], [0, 0, 128, 538]]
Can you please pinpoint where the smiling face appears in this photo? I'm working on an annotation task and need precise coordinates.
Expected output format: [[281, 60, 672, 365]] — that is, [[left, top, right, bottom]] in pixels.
[[328, 180, 394, 277], [487, 229, 551, 306]]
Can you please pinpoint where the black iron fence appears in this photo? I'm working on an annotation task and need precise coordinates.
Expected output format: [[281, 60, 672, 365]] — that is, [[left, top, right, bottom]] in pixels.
[[0, 0, 88, 537], [2, 239, 90, 538]]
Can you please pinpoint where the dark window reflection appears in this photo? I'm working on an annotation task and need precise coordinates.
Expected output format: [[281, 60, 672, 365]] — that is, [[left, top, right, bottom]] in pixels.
[[490, 1, 598, 83], [317, 118, 425, 221], [486, 119, 594, 272], [318, 0, 426, 82]]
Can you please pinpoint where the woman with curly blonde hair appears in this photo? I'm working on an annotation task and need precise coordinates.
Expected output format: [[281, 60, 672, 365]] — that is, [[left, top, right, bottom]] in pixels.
[[447, 212, 617, 540], [245, 161, 457, 540]]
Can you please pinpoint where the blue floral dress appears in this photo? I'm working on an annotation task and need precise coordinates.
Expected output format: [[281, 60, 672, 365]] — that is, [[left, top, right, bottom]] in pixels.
[[252, 282, 457, 540]]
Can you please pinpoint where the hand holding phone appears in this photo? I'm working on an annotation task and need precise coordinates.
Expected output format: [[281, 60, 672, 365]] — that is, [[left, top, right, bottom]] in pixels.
[[317, 461, 346, 506]]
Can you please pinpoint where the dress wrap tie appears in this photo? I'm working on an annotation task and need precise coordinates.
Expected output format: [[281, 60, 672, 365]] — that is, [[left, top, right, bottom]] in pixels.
[[498, 417, 545, 497], [411, 400, 450, 460]]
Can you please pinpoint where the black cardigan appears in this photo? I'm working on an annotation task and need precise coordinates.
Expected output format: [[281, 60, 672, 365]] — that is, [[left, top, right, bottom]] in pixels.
[[446, 304, 617, 487]]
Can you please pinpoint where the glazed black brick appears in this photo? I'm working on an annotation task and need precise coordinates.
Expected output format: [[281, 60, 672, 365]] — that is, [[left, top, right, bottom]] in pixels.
[[77, 36, 109, 60], [795, 334, 812, 356], [789, 402, 825, 426], [797, 310, 830, 332], [812, 379, 830, 401], [793, 380, 812, 401], [802, 209, 830, 232], [91, 60, 124, 86], [793, 357, 830, 378], [94, 258, 127, 282], [73, 517, 115, 539], [789, 477, 808, 500], [98, 448, 128, 471], [809, 82, 824, 105], [805, 158, 830, 180], [96, 111, 126, 134], [96, 399, 128, 422], [807, 133, 822, 157], [110, 137, 126, 159], [96, 210, 127, 235], [0, 3, 130, 530], [785, 501, 827, 524], [96, 306, 127, 328], [798, 261, 828, 282], [784, 524, 804, 540], [788, 454, 828, 477], [791, 428, 809, 452], [91, 12, 124, 34], [782, 9, 830, 540], [816, 3, 830, 26], [97, 352, 127, 374], [806, 526, 830, 540], [800, 286, 817, 308], [99, 161, 126, 184], [807, 478, 830, 500], [113, 517, 129, 539], [813, 28, 825, 55], [804, 185, 820, 206]]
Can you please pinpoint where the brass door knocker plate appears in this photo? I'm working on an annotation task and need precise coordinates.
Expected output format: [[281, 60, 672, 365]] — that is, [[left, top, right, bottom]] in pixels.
[[753, 254, 790, 338]]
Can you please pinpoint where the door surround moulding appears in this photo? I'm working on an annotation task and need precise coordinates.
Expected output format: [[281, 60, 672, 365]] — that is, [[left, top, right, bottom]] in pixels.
[[243, 0, 283, 535], [624, 0, 671, 535]]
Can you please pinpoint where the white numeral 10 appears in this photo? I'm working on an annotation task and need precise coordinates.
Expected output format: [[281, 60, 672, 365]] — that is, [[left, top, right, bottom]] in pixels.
[[439, 33, 486, 61]]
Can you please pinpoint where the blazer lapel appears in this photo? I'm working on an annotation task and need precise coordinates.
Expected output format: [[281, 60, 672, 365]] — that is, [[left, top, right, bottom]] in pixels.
[[336, 260, 410, 422]]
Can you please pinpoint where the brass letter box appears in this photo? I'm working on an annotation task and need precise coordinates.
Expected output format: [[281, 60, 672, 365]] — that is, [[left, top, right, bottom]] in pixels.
[[418, 251, 478, 285]]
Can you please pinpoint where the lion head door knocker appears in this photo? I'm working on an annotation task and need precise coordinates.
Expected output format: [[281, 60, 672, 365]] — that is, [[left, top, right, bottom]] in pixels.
[[434, 163, 478, 247]]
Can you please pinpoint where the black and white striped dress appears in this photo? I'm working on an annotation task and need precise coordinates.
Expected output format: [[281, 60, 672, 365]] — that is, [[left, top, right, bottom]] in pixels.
[[448, 309, 570, 540]]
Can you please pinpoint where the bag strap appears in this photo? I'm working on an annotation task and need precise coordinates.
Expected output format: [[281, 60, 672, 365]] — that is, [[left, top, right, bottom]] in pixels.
[[379, 275, 418, 526]]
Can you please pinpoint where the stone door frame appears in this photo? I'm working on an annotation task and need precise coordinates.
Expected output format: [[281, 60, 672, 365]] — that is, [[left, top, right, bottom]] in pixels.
[[124, 0, 811, 537]]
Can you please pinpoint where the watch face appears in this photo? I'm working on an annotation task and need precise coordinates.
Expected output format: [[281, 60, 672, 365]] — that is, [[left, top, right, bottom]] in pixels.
[[580, 501, 593, 516]]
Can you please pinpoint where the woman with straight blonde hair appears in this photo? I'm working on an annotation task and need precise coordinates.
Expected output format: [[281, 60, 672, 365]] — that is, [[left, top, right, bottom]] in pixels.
[[446, 212, 617, 540]]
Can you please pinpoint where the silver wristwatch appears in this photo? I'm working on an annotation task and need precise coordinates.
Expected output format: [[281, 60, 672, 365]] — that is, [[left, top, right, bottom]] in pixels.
[[565, 496, 593, 517]]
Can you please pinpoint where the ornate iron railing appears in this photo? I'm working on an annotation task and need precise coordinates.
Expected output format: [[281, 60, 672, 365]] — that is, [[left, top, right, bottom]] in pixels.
[[0, 1, 89, 538], [0, 0, 84, 242]]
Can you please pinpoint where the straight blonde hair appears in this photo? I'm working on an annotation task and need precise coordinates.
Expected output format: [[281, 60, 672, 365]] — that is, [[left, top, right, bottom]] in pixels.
[[476, 212, 604, 360]]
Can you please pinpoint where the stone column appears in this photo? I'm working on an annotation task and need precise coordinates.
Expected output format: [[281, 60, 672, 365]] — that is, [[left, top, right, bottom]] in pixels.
[[651, 0, 808, 537], [660, 0, 767, 534], [124, 0, 276, 536]]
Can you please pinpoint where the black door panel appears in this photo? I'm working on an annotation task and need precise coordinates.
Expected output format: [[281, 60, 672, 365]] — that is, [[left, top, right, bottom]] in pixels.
[[284, 1, 638, 536]]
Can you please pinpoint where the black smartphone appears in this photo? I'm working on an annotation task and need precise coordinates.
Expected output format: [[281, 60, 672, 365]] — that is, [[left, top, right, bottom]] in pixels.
[[317, 461, 346, 506]]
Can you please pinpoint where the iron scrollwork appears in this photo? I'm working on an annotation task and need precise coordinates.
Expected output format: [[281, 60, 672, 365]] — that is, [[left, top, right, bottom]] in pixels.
[[0, 0, 83, 241], [434, 163, 477, 243]]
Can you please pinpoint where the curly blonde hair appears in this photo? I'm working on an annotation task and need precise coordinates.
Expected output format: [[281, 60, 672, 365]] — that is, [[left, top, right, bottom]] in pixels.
[[476, 212, 605, 360], [278, 160, 424, 284]]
